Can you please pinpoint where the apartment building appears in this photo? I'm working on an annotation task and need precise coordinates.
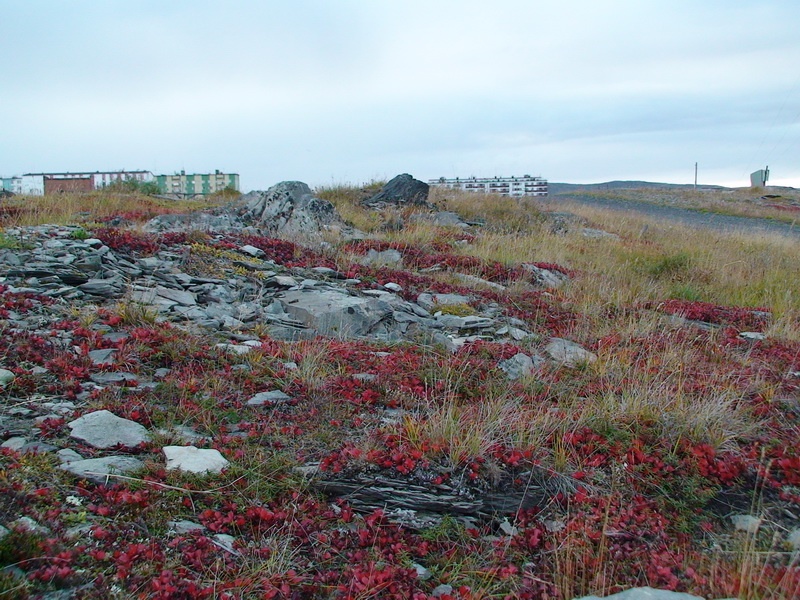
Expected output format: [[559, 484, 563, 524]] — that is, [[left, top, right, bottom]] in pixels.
[[428, 174, 548, 197]]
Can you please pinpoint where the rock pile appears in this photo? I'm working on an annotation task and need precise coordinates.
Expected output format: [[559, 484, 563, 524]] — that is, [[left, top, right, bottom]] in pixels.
[[361, 173, 431, 209], [0, 222, 579, 354]]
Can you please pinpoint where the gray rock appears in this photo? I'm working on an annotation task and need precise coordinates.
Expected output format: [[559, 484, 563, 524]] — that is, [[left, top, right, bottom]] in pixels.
[[499, 353, 542, 380], [278, 288, 393, 338], [68, 410, 150, 449], [61, 456, 145, 484], [247, 390, 292, 406], [90, 372, 139, 385], [452, 272, 506, 290], [435, 314, 494, 330], [163, 446, 229, 474], [581, 227, 621, 240], [143, 212, 247, 233], [412, 562, 432, 581], [0, 368, 16, 386], [730, 514, 761, 533], [212, 533, 240, 555], [156, 286, 196, 306], [788, 528, 800, 550], [78, 278, 123, 297], [522, 263, 569, 288], [242, 181, 343, 240], [88, 348, 116, 366], [739, 331, 766, 341], [1, 437, 26, 451], [417, 293, 472, 312], [573, 587, 706, 600], [169, 520, 206, 535], [56, 449, 84, 464], [362, 174, 430, 208], [239, 244, 265, 258], [432, 584, 454, 598], [545, 338, 597, 367], [360, 249, 403, 267]]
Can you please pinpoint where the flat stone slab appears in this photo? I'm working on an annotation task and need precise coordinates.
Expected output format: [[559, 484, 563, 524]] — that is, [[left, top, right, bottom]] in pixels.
[[278, 288, 393, 337], [61, 456, 144, 484], [163, 446, 229, 474], [417, 293, 472, 311], [88, 348, 116, 366], [68, 410, 150, 449], [545, 338, 597, 367], [573, 587, 707, 600], [247, 390, 292, 406]]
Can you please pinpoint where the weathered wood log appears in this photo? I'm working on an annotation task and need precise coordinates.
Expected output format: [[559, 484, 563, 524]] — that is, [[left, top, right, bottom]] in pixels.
[[313, 470, 552, 518]]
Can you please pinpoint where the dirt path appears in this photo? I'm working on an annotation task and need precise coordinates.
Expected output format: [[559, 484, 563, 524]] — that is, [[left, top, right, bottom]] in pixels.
[[543, 193, 800, 240]]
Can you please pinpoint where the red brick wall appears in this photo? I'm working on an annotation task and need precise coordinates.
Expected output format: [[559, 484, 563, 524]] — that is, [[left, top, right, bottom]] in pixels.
[[44, 177, 93, 194]]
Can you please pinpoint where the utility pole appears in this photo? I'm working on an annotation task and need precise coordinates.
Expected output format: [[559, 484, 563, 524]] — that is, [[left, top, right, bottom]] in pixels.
[[694, 162, 698, 189]]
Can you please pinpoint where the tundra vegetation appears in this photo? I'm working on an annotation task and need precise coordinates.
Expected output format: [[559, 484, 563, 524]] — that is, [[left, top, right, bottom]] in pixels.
[[0, 185, 798, 599]]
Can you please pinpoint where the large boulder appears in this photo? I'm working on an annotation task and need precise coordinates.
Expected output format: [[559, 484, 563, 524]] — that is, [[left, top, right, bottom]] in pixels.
[[277, 287, 394, 338], [241, 181, 343, 240], [362, 174, 431, 208]]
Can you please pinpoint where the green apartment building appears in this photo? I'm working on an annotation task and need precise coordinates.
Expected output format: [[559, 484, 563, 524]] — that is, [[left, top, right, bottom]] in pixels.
[[155, 170, 239, 196]]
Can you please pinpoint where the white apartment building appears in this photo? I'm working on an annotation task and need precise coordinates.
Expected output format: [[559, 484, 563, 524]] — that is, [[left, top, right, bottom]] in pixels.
[[429, 175, 548, 197]]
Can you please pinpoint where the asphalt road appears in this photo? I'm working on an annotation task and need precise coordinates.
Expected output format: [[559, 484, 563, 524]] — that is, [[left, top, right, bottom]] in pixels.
[[541, 194, 800, 240]]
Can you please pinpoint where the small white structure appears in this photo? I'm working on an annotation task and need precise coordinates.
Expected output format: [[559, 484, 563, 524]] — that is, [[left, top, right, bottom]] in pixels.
[[21, 174, 45, 195], [428, 175, 547, 197], [750, 167, 769, 187]]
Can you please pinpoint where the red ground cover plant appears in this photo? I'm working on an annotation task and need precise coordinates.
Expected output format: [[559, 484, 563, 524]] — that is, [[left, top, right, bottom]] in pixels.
[[92, 226, 161, 256], [645, 299, 771, 331]]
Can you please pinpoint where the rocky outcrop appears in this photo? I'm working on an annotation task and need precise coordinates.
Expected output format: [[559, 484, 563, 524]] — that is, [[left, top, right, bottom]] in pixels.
[[362, 173, 431, 208], [241, 181, 346, 240]]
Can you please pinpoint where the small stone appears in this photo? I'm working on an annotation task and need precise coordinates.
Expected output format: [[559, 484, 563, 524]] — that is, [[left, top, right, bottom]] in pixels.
[[0, 368, 15, 386], [572, 587, 705, 600], [8, 516, 50, 535], [68, 410, 150, 449], [212, 533, 240, 555], [90, 372, 139, 385], [169, 520, 206, 535], [731, 514, 762, 533], [1, 437, 26, 451], [247, 390, 292, 406], [545, 338, 597, 367], [88, 348, 116, 366], [412, 562, 432, 581], [163, 446, 229, 474], [499, 353, 542, 380], [383, 282, 403, 292], [739, 331, 766, 341], [499, 519, 518, 536], [787, 528, 800, 550], [239, 244, 265, 257], [61, 456, 145, 484], [57, 449, 84, 464], [432, 584, 454, 598], [216, 343, 253, 355]]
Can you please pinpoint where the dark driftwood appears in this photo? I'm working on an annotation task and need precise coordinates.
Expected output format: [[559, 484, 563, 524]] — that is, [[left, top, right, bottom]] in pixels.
[[314, 471, 551, 517]]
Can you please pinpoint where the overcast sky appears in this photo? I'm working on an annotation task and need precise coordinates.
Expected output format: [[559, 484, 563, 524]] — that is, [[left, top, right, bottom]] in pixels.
[[2, 1, 799, 190]]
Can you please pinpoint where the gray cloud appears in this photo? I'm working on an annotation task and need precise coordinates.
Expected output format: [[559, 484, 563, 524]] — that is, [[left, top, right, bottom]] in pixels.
[[2, 1, 799, 189]]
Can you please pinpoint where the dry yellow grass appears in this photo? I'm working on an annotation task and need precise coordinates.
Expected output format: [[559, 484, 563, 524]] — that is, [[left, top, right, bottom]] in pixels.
[[0, 191, 227, 227]]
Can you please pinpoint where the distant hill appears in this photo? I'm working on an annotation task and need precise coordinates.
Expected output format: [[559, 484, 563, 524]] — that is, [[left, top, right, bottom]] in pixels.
[[548, 181, 726, 194]]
